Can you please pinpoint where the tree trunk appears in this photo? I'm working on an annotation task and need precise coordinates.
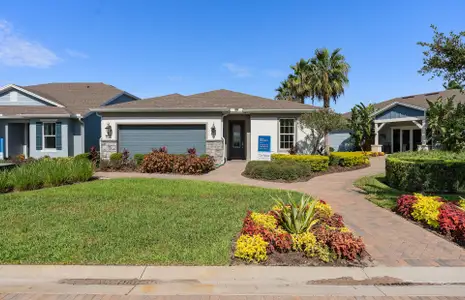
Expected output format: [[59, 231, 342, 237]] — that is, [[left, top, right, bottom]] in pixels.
[[323, 96, 330, 154]]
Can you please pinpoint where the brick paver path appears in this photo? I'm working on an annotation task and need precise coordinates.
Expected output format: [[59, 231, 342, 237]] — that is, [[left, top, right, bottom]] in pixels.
[[96, 157, 465, 267]]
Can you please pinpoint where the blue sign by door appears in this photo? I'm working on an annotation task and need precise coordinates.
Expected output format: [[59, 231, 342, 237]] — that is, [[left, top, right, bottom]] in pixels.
[[258, 136, 271, 152]]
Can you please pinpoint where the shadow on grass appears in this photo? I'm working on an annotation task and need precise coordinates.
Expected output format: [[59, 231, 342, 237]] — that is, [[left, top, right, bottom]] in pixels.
[[354, 174, 465, 211]]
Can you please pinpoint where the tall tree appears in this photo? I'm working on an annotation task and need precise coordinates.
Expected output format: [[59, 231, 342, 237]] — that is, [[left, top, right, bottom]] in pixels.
[[309, 48, 350, 108], [299, 109, 347, 154], [418, 25, 465, 87], [443, 80, 463, 90], [275, 48, 350, 108]]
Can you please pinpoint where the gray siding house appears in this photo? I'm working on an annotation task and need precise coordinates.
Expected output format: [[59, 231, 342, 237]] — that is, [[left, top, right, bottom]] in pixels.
[[329, 89, 465, 153], [0, 83, 138, 159]]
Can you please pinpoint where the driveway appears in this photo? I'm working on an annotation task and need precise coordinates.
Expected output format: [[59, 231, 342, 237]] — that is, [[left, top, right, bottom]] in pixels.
[[96, 157, 465, 267]]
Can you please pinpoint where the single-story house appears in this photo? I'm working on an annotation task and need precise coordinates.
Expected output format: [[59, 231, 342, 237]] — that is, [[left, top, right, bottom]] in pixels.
[[329, 89, 465, 153], [91, 89, 319, 164], [0, 83, 138, 159]]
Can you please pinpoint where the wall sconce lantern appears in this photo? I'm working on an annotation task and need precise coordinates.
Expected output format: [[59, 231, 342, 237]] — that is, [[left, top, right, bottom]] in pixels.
[[211, 123, 216, 139], [105, 123, 113, 139]]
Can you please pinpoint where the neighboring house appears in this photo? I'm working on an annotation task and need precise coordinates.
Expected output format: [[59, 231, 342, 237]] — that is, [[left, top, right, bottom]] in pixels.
[[91, 89, 319, 164], [0, 83, 138, 159], [329, 89, 465, 153]]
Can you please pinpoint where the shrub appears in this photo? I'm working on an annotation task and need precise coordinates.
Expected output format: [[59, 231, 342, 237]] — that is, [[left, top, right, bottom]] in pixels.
[[292, 232, 317, 252], [438, 202, 465, 242], [274, 194, 318, 234], [74, 153, 90, 160], [8, 159, 93, 192], [140, 152, 215, 174], [134, 154, 145, 166], [89, 146, 100, 165], [187, 148, 196, 155], [271, 154, 329, 172], [326, 213, 345, 228], [315, 200, 333, 219], [0, 171, 12, 193], [243, 160, 312, 182], [152, 146, 168, 153], [329, 152, 370, 167], [234, 235, 268, 263], [411, 194, 443, 228], [386, 151, 465, 193], [110, 153, 123, 161], [122, 149, 130, 163], [396, 195, 418, 218], [250, 212, 277, 230], [325, 230, 365, 261]]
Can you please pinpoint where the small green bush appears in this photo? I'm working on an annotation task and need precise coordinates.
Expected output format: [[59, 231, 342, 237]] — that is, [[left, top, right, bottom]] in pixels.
[[386, 151, 465, 193], [271, 154, 329, 172], [133, 154, 146, 166], [74, 153, 90, 160], [243, 160, 312, 182], [0, 171, 12, 193], [329, 152, 370, 167], [110, 153, 123, 161]]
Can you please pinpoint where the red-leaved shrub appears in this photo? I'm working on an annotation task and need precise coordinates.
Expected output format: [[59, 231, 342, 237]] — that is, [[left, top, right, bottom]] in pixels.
[[396, 195, 418, 218], [326, 213, 345, 228], [141, 152, 215, 174], [438, 202, 465, 243], [326, 230, 365, 260], [241, 211, 292, 253]]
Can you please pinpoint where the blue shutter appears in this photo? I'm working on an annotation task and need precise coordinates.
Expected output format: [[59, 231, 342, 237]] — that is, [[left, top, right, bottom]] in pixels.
[[36, 122, 43, 150], [55, 122, 62, 150]]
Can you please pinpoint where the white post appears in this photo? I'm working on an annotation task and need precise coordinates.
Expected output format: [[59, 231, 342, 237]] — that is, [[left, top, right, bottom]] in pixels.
[[374, 123, 379, 145], [418, 119, 429, 151]]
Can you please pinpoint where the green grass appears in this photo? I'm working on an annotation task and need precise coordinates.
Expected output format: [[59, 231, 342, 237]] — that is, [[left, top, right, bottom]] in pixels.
[[355, 174, 465, 210], [0, 178, 303, 265]]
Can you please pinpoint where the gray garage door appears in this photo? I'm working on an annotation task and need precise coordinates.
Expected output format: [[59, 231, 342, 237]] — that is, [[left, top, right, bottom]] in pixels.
[[118, 124, 206, 155]]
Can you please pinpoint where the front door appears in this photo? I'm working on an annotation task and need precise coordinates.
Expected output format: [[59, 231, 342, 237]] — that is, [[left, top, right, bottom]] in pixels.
[[229, 121, 245, 160]]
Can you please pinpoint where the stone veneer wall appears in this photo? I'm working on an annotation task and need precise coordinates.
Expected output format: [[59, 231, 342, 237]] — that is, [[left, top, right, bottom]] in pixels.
[[101, 140, 117, 160], [206, 140, 224, 164]]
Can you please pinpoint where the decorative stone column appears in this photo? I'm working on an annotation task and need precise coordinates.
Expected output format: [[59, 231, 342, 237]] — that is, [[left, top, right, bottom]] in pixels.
[[101, 140, 117, 160], [206, 140, 224, 164], [371, 144, 383, 153]]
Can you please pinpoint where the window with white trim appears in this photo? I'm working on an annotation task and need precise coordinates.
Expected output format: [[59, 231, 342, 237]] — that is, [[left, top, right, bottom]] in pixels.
[[279, 118, 295, 150], [43, 123, 56, 149]]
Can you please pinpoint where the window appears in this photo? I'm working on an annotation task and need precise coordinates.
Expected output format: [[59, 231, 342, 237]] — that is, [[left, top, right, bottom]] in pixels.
[[279, 118, 295, 150], [43, 123, 56, 149]]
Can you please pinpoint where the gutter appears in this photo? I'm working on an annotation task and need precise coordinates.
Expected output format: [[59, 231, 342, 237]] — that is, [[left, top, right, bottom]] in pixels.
[[0, 114, 73, 119], [90, 107, 231, 113]]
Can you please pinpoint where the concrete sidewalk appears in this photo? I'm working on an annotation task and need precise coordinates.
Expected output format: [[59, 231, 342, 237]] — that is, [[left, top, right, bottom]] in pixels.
[[1, 266, 465, 297]]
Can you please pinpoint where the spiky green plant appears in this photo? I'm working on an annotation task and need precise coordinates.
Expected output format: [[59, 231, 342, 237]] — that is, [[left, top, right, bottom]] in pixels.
[[274, 193, 319, 234]]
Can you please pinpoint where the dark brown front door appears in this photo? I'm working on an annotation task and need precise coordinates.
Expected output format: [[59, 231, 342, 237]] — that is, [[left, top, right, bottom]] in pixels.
[[229, 121, 245, 160]]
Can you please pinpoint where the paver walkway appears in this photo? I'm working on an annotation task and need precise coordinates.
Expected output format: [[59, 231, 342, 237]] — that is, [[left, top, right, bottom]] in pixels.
[[95, 157, 465, 267]]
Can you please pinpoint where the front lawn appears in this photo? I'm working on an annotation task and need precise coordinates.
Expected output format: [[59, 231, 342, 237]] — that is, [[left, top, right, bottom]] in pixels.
[[0, 178, 302, 265], [354, 174, 464, 210]]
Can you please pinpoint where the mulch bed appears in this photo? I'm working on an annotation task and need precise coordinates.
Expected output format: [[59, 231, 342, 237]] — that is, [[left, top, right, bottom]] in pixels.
[[242, 163, 370, 183]]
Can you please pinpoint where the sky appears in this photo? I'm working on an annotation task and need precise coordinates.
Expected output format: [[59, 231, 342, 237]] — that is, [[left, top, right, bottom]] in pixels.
[[0, 0, 464, 113]]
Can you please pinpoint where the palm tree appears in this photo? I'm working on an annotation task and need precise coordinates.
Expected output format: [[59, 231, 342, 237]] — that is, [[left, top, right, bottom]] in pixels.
[[309, 48, 350, 108], [275, 59, 313, 103]]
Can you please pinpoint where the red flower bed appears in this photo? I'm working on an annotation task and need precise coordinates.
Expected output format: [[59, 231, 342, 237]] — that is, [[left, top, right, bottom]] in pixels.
[[395, 194, 465, 246]]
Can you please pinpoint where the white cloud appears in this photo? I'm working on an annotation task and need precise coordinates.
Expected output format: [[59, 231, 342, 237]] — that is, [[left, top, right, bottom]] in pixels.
[[222, 63, 251, 78], [0, 20, 59, 68], [167, 75, 183, 82], [264, 69, 286, 78], [65, 49, 88, 59]]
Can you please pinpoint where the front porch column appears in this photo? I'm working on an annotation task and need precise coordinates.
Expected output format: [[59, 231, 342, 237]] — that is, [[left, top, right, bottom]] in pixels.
[[371, 122, 385, 153], [419, 119, 429, 151]]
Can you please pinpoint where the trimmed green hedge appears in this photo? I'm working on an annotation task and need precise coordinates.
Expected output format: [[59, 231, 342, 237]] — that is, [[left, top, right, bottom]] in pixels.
[[271, 154, 329, 172], [133, 154, 145, 166], [243, 160, 312, 182], [329, 152, 370, 167], [386, 151, 465, 193]]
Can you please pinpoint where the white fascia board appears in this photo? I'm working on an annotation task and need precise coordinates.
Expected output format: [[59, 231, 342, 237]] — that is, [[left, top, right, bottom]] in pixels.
[[0, 84, 65, 108], [244, 108, 317, 113], [374, 116, 425, 123], [90, 107, 230, 113]]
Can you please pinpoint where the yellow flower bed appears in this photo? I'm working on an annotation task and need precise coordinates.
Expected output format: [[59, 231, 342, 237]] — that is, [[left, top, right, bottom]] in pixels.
[[234, 235, 268, 262], [411, 193, 442, 228], [250, 212, 277, 230]]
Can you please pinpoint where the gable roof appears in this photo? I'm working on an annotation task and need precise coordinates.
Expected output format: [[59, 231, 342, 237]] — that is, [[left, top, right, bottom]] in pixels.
[[21, 82, 133, 115], [343, 89, 465, 119], [94, 89, 319, 112]]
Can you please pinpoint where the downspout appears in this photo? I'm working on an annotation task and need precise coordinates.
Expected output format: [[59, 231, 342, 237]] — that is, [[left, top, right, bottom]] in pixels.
[[77, 114, 85, 154]]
